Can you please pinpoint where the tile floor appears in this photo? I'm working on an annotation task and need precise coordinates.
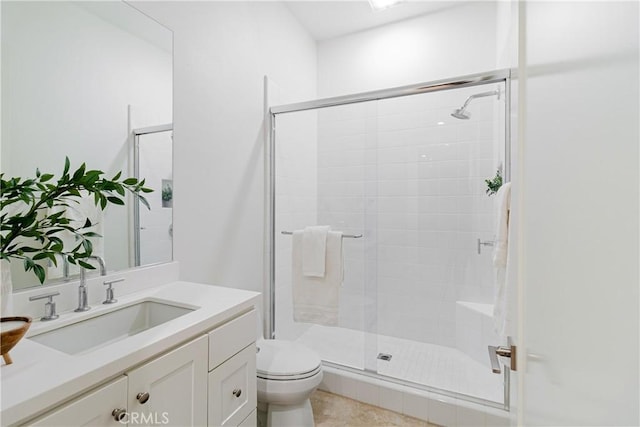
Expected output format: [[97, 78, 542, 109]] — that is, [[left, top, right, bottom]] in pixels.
[[311, 390, 439, 427]]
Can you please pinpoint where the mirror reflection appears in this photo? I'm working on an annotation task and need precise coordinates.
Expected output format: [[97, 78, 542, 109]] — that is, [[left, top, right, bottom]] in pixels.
[[1, 1, 173, 290]]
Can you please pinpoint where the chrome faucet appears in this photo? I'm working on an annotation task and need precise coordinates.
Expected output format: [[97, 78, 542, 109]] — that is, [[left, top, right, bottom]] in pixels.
[[74, 255, 107, 312], [51, 253, 71, 281], [88, 255, 107, 276], [75, 267, 91, 312]]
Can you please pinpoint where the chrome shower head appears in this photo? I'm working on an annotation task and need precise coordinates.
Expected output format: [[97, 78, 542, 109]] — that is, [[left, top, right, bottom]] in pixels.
[[451, 89, 500, 120], [451, 108, 471, 120]]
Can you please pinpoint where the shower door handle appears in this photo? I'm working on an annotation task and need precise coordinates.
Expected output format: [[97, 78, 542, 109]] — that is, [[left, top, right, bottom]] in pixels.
[[488, 340, 517, 373]]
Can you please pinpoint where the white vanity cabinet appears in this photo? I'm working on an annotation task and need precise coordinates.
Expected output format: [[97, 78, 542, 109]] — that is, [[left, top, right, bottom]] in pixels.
[[25, 336, 208, 427], [21, 309, 257, 427], [28, 376, 128, 427]]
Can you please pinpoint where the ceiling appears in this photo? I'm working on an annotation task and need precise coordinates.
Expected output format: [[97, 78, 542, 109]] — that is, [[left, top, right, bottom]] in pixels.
[[284, 1, 465, 41]]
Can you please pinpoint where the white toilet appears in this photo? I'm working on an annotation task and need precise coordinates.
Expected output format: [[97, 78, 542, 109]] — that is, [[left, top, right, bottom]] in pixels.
[[256, 339, 323, 427]]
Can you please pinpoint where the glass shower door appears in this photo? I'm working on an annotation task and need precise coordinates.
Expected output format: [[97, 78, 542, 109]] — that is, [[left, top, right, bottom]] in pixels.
[[270, 73, 511, 408], [272, 104, 378, 374], [371, 82, 507, 405]]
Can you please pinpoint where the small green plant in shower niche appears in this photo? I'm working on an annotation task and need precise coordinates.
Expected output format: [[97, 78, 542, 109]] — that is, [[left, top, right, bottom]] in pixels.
[[162, 184, 173, 202], [161, 180, 173, 208], [0, 157, 153, 283], [485, 169, 503, 196]]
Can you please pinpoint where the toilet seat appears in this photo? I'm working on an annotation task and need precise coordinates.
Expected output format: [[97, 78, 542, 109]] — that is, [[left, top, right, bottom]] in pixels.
[[256, 339, 322, 381], [258, 365, 322, 381]]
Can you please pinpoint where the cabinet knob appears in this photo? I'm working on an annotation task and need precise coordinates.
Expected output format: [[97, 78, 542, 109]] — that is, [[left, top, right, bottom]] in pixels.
[[232, 388, 242, 398], [136, 392, 150, 404], [112, 408, 127, 421]]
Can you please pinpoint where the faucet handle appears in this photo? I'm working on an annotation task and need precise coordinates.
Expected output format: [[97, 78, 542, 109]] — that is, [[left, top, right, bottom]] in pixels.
[[29, 292, 60, 321], [103, 278, 124, 304], [103, 278, 125, 286]]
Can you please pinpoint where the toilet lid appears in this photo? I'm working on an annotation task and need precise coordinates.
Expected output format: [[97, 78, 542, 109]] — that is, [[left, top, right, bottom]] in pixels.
[[256, 340, 321, 379]]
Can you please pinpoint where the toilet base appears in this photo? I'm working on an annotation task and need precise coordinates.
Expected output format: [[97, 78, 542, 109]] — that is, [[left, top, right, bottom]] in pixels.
[[259, 400, 315, 427]]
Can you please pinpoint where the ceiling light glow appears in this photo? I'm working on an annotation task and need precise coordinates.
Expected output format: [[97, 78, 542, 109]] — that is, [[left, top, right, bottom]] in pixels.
[[368, 0, 404, 11]]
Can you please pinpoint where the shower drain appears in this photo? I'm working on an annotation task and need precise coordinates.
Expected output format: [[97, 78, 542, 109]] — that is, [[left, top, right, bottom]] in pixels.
[[377, 353, 392, 361]]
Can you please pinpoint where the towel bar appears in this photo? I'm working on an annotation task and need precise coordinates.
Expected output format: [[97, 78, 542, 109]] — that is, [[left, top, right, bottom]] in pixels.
[[477, 238, 495, 255], [281, 231, 363, 239]]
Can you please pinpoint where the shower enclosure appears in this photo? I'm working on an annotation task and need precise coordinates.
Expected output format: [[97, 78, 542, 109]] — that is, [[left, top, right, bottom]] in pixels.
[[133, 124, 174, 267], [267, 70, 510, 409]]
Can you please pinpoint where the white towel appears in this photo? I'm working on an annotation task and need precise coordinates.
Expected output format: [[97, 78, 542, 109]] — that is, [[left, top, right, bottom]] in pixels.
[[302, 226, 330, 277], [292, 230, 343, 326], [493, 182, 511, 336], [493, 182, 511, 268]]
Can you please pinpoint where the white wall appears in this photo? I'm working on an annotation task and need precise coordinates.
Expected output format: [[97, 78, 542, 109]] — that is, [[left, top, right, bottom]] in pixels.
[[317, 2, 498, 97], [132, 2, 317, 293], [520, 1, 639, 425]]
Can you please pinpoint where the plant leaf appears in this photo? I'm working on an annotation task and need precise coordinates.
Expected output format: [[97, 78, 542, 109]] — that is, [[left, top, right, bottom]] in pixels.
[[78, 260, 95, 270], [63, 157, 70, 175], [107, 196, 124, 206], [82, 231, 102, 238], [33, 264, 46, 283], [139, 195, 151, 210], [72, 163, 86, 181]]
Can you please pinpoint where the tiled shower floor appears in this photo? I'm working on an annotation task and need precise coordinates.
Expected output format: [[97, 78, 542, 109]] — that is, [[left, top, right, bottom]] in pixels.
[[296, 325, 503, 403]]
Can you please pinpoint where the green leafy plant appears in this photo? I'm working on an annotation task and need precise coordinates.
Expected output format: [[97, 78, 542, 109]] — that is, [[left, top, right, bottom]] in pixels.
[[161, 184, 173, 202], [0, 157, 153, 283], [485, 169, 503, 196]]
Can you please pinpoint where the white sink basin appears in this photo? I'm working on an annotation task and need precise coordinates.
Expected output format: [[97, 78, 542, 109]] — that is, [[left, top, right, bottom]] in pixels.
[[30, 300, 195, 355]]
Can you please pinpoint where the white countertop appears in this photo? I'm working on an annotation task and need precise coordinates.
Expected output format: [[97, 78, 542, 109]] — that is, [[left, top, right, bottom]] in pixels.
[[0, 281, 260, 426]]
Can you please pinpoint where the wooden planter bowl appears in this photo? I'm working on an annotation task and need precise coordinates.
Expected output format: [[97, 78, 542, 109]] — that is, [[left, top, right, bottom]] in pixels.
[[1, 317, 32, 365]]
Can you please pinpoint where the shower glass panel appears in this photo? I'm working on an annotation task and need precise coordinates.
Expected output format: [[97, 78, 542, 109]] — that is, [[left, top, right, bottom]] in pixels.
[[273, 106, 376, 372], [273, 77, 508, 407]]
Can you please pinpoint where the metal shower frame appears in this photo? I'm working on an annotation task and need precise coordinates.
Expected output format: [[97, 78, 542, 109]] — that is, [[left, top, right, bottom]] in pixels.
[[265, 69, 512, 408]]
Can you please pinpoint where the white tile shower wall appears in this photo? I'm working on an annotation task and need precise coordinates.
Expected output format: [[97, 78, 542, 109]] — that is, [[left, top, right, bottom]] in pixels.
[[317, 85, 504, 347], [316, 102, 378, 338]]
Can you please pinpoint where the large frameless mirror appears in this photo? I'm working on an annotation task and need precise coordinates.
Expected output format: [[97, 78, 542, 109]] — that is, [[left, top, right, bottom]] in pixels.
[[1, 1, 173, 290]]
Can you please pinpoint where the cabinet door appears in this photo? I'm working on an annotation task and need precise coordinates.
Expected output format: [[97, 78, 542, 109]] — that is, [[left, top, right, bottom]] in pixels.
[[208, 344, 257, 427], [127, 335, 208, 427], [27, 376, 128, 427], [238, 409, 257, 427]]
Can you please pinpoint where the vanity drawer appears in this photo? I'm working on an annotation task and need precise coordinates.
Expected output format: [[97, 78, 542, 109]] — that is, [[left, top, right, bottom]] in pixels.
[[208, 343, 257, 427], [209, 309, 256, 370], [26, 376, 128, 426]]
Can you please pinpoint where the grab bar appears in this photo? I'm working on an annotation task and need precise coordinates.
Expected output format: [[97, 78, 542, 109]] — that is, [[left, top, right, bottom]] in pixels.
[[281, 231, 363, 239]]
